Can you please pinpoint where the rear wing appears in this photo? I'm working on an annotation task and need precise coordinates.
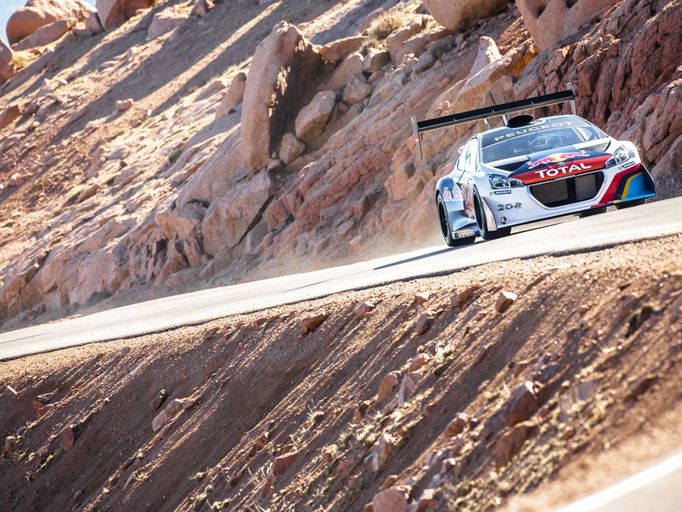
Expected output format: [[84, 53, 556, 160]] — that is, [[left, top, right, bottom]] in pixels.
[[410, 85, 577, 159]]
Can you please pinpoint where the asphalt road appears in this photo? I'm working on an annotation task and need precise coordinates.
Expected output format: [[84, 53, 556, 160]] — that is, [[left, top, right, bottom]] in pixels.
[[1, 196, 681, 362]]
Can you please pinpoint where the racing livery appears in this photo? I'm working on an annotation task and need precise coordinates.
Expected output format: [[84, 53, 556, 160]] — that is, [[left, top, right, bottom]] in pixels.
[[410, 88, 656, 246]]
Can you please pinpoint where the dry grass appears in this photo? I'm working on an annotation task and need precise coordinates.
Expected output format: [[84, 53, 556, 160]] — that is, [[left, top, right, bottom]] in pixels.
[[12, 51, 38, 71], [368, 11, 408, 41]]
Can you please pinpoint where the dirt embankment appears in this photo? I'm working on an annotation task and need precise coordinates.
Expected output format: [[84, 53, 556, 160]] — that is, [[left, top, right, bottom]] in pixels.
[[1, 236, 681, 511]]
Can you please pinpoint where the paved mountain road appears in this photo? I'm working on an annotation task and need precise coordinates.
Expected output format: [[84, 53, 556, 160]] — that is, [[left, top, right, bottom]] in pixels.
[[1, 196, 681, 362]]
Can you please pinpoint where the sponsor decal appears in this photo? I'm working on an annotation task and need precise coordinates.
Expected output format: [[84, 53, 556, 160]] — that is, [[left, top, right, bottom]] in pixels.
[[528, 150, 588, 170], [496, 202, 522, 212], [491, 120, 580, 143], [534, 161, 593, 179], [493, 190, 512, 195], [442, 186, 463, 201]]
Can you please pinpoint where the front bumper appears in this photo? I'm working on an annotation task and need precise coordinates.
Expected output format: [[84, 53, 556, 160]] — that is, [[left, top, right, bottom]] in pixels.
[[482, 162, 656, 229]]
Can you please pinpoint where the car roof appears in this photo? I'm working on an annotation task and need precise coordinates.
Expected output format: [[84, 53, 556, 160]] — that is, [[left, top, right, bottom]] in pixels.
[[478, 115, 595, 147]]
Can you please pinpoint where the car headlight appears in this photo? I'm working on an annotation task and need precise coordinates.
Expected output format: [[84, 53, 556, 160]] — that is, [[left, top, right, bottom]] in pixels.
[[489, 174, 523, 189], [606, 144, 636, 167]]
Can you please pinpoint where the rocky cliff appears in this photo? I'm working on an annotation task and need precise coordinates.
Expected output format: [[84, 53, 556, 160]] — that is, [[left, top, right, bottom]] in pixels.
[[0, 0, 680, 329]]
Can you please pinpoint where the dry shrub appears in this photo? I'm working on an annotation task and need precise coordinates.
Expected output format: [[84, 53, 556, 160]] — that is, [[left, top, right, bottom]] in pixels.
[[368, 11, 407, 41], [12, 50, 39, 71]]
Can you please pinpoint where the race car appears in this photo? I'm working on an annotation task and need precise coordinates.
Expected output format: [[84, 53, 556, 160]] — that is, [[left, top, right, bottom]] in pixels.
[[410, 87, 656, 246]]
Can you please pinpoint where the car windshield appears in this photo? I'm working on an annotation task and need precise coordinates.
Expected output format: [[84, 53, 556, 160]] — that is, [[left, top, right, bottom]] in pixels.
[[481, 122, 607, 163]]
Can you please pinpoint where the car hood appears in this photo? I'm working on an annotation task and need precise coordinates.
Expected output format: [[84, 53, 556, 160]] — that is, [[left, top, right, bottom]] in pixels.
[[508, 146, 611, 185]]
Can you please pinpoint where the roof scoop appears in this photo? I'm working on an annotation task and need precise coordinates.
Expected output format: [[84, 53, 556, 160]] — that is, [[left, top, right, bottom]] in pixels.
[[506, 114, 534, 128]]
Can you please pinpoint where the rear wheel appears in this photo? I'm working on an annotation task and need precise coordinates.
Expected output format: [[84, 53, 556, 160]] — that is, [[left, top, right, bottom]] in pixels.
[[474, 193, 511, 240], [438, 196, 475, 247], [616, 198, 646, 210]]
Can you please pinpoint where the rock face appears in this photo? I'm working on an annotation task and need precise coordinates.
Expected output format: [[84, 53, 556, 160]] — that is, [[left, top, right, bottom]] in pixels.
[[7, 0, 93, 44], [13, 19, 75, 51], [422, 0, 507, 32], [517, 0, 619, 50], [200, 172, 273, 256], [241, 22, 323, 171], [0, 41, 15, 84], [96, 0, 154, 30]]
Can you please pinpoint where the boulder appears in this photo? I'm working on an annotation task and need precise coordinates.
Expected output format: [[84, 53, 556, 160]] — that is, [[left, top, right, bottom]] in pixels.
[[191, 0, 210, 17], [241, 22, 323, 171], [147, 7, 186, 40], [155, 202, 206, 240], [96, 0, 154, 30], [300, 312, 328, 334], [324, 51, 363, 90], [386, 20, 425, 63], [200, 171, 273, 256], [294, 90, 336, 143], [343, 75, 372, 105], [319, 35, 368, 62], [504, 381, 538, 427], [85, 12, 104, 34], [517, 0, 619, 51], [363, 48, 391, 73], [151, 398, 184, 432], [422, 0, 507, 32], [7, 0, 93, 44], [216, 72, 247, 117], [273, 450, 300, 475], [0, 106, 21, 131], [372, 488, 409, 512], [470, 36, 502, 76], [0, 42, 15, 84], [13, 18, 75, 51], [279, 132, 305, 165]]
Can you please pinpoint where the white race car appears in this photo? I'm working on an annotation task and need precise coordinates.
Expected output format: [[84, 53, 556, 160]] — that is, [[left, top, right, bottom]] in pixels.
[[411, 87, 656, 246]]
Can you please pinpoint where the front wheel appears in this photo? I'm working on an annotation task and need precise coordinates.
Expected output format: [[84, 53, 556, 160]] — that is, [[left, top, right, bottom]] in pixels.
[[616, 198, 646, 210], [474, 193, 511, 240], [437, 196, 475, 247]]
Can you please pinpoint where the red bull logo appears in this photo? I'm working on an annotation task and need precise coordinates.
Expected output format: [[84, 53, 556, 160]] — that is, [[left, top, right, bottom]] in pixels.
[[528, 150, 588, 170]]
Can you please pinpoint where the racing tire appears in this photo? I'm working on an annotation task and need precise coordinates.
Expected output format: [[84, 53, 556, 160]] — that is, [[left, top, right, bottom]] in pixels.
[[474, 193, 511, 241], [579, 206, 607, 218], [437, 196, 475, 247], [615, 198, 646, 210]]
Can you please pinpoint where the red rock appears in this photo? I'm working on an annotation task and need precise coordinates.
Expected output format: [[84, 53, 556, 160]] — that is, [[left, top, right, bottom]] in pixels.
[[422, 0, 507, 32], [62, 424, 81, 451], [354, 301, 376, 319], [517, 0, 619, 51], [96, 0, 154, 30], [626, 375, 659, 402], [377, 372, 400, 401], [241, 22, 323, 171], [3, 436, 16, 456], [295, 90, 336, 143], [414, 292, 431, 304], [495, 291, 517, 314], [493, 421, 537, 466], [372, 433, 397, 472], [13, 18, 75, 51], [300, 312, 328, 334], [7, 0, 93, 44], [444, 413, 469, 437], [319, 36, 368, 62], [0, 105, 21, 131], [273, 450, 299, 476], [149, 389, 168, 412], [414, 314, 431, 335], [0, 41, 15, 84], [409, 353, 430, 372], [151, 398, 184, 432], [279, 132, 306, 165], [398, 372, 420, 406], [504, 381, 538, 427], [451, 285, 480, 307], [416, 488, 439, 511], [372, 487, 408, 512]]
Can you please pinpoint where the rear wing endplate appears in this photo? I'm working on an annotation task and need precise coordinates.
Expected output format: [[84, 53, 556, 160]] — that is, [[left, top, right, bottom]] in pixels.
[[410, 85, 577, 159]]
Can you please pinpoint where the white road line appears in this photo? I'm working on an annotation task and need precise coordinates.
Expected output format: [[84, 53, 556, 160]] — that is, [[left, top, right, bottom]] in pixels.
[[556, 451, 682, 512]]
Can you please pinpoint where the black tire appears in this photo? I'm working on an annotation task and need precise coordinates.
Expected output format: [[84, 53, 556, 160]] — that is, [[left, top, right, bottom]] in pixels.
[[616, 198, 646, 210], [474, 193, 511, 240], [437, 196, 475, 247], [579, 206, 607, 218]]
